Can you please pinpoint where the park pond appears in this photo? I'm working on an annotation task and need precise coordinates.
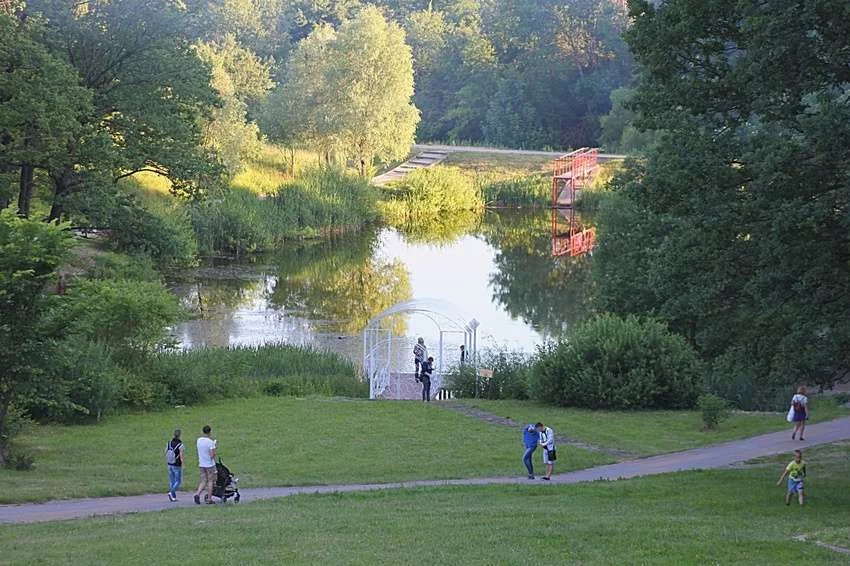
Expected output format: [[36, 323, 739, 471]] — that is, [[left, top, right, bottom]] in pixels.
[[169, 210, 593, 367]]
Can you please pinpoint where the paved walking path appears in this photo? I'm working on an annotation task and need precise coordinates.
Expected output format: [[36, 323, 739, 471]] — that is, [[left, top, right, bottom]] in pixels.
[[1, 417, 848, 525]]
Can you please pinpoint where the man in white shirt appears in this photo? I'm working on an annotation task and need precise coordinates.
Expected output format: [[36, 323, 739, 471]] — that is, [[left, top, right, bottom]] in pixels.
[[536, 422, 556, 480], [193, 425, 217, 504]]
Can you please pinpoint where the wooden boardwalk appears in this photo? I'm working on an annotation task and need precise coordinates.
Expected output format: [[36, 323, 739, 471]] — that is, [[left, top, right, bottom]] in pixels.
[[371, 150, 449, 186]]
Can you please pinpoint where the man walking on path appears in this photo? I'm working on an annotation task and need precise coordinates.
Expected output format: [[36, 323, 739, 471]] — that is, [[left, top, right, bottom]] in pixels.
[[413, 337, 427, 381], [523, 423, 540, 479], [165, 429, 185, 502], [537, 422, 556, 480], [420, 356, 434, 401], [193, 425, 217, 505]]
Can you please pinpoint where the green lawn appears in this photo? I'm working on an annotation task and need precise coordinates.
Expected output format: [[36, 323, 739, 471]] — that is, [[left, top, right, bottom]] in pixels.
[[0, 397, 610, 503], [2, 443, 848, 565], [454, 397, 848, 455], [443, 151, 554, 175]]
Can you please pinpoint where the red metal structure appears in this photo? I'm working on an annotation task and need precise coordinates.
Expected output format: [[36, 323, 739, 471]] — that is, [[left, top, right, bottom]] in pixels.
[[551, 148, 599, 257]]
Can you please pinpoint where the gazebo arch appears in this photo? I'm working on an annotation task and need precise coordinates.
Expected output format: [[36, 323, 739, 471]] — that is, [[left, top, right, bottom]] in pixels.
[[363, 298, 479, 400]]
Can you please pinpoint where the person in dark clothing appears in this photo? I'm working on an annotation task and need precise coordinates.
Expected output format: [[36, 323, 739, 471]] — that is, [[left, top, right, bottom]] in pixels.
[[165, 429, 185, 502], [420, 356, 434, 402]]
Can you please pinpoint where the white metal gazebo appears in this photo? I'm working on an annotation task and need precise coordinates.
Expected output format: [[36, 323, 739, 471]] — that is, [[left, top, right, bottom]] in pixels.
[[363, 298, 479, 400]]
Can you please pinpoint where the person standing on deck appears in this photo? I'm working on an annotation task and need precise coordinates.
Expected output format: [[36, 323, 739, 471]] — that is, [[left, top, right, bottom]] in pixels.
[[420, 356, 434, 402], [413, 337, 427, 382]]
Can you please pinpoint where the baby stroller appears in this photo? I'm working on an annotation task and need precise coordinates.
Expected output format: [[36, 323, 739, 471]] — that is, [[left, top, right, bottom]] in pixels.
[[212, 458, 241, 503]]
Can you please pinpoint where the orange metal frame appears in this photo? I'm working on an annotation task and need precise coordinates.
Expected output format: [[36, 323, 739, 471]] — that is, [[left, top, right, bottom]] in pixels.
[[551, 148, 599, 257]]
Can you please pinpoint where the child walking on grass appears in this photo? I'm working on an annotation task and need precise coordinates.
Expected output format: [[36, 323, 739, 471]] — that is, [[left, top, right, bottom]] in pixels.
[[776, 449, 806, 506]]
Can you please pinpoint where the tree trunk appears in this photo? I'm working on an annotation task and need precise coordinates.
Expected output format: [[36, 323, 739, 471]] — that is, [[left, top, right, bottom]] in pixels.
[[17, 164, 34, 218], [0, 399, 7, 469], [47, 168, 73, 223]]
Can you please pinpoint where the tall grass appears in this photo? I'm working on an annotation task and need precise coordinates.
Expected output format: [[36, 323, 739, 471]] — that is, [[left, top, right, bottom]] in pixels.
[[142, 344, 365, 404], [192, 168, 380, 255], [478, 173, 550, 208], [231, 145, 323, 195]]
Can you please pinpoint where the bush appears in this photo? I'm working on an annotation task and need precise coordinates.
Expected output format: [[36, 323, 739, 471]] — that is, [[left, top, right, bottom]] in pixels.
[[53, 278, 180, 360], [699, 394, 730, 430], [531, 314, 702, 409], [448, 350, 533, 400]]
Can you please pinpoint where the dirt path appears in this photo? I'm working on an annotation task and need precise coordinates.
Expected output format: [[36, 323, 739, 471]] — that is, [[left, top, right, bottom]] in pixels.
[[2, 416, 848, 525], [439, 402, 637, 460]]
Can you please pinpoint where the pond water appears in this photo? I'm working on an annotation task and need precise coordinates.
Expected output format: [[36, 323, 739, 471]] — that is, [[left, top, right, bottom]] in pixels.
[[169, 210, 593, 365]]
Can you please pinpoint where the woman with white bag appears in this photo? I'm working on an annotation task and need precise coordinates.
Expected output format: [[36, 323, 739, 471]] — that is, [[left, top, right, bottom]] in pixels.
[[787, 386, 809, 441]]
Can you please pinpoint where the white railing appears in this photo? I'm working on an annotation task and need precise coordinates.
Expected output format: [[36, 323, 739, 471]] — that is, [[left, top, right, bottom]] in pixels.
[[370, 365, 390, 399]]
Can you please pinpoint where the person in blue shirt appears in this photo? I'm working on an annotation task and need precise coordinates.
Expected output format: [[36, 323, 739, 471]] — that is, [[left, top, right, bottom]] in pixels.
[[522, 423, 540, 479]]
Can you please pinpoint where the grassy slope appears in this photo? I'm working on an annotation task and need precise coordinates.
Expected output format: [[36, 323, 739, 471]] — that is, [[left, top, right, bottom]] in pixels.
[[455, 398, 848, 456], [0, 397, 611, 503], [2, 443, 849, 565]]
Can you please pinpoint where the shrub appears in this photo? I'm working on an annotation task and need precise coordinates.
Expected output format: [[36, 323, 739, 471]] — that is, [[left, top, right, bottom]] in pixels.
[[699, 394, 730, 430], [53, 278, 180, 360], [531, 314, 702, 409], [448, 350, 533, 400], [107, 193, 198, 269]]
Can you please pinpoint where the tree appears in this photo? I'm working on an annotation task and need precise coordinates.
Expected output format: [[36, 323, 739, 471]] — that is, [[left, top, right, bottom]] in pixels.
[[196, 35, 273, 175], [273, 6, 419, 176], [25, 0, 221, 218], [0, 211, 70, 466], [595, 0, 850, 404], [0, 14, 91, 218]]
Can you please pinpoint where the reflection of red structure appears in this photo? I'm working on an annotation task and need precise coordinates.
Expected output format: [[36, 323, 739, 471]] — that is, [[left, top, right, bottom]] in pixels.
[[551, 148, 599, 257]]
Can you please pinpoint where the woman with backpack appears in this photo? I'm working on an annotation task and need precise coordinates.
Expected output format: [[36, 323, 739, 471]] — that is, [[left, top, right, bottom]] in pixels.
[[165, 429, 185, 502], [790, 387, 809, 441]]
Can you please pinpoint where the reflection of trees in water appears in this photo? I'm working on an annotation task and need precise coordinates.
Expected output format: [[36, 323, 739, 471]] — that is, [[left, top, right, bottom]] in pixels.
[[391, 211, 482, 245], [482, 211, 595, 337], [269, 230, 412, 334]]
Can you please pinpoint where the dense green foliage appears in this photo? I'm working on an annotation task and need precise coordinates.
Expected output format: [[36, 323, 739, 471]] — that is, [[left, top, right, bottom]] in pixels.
[[532, 314, 703, 410], [267, 7, 419, 176], [449, 351, 532, 400], [594, 0, 850, 405], [0, 213, 70, 465]]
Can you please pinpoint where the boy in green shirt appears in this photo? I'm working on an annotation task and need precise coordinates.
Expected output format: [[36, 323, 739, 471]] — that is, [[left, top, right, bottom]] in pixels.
[[776, 449, 806, 506]]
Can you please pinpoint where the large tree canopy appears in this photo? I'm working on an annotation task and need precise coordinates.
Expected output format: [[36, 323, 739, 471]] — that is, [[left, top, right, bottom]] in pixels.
[[594, 0, 850, 406]]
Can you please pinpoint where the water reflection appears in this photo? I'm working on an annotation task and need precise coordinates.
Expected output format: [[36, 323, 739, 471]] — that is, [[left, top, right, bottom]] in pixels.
[[169, 210, 594, 359], [482, 211, 594, 338], [268, 232, 411, 334]]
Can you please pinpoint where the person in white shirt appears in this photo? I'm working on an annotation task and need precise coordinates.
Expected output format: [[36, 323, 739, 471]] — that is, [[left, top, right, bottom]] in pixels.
[[193, 425, 217, 504], [536, 423, 556, 480]]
